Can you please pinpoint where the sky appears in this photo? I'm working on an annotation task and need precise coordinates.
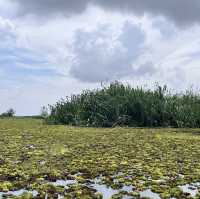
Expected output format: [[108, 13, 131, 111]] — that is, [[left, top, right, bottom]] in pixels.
[[1, 1, 200, 115]]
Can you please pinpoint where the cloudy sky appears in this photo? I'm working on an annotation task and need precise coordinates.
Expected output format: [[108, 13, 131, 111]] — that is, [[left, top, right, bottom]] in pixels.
[[1, 0, 200, 115]]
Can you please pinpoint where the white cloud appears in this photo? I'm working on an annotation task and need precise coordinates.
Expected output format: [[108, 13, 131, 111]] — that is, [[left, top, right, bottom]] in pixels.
[[69, 21, 147, 82], [132, 18, 200, 89], [0, 4, 200, 115], [0, 0, 18, 18]]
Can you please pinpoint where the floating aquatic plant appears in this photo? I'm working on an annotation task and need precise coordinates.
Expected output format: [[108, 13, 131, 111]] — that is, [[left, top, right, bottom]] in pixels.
[[1, 118, 200, 198]]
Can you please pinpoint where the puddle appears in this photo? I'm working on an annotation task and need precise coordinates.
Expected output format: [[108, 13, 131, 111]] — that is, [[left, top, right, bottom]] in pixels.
[[140, 189, 161, 199], [179, 184, 198, 197], [91, 183, 119, 199], [0, 189, 38, 199], [89, 176, 135, 199], [1, 175, 199, 199], [49, 176, 163, 199], [191, 182, 200, 187], [121, 185, 134, 193], [51, 179, 77, 187], [0, 179, 76, 199], [89, 176, 162, 199]]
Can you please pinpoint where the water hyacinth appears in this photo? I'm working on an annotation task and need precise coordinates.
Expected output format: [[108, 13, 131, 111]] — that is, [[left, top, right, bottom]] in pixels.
[[1, 119, 200, 198]]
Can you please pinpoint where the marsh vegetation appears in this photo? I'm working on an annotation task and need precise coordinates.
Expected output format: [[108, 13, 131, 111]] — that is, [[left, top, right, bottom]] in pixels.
[[46, 82, 200, 128], [1, 119, 200, 198]]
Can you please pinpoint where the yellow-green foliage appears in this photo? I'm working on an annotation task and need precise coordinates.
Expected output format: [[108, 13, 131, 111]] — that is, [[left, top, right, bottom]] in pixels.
[[0, 118, 200, 198]]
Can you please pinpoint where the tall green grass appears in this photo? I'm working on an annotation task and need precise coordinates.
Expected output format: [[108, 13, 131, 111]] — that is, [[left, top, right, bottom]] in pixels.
[[46, 82, 200, 127]]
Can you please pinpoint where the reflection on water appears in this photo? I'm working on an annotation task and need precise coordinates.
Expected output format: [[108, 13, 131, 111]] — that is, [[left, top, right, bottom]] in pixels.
[[179, 182, 200, 198], [140, 189, 161, 199], [1, 175, 199, 199], [91, 183, 119, 199], [121, 185, 134, 193], [0, 189, 38, 199], [51, 179, 77, 187]]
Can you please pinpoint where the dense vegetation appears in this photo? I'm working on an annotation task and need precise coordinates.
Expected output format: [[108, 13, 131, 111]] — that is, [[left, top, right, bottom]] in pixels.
[[46, 82, 200, 128]]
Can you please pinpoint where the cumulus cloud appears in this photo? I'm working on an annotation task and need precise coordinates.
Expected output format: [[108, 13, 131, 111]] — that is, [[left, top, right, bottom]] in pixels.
[[12, 0, 200, 26], [69, 21, 156, 82], [0, 17, 16, 46], [0, 0, 18, 18], [0, 20, 39, 71], [1, 1, 200, 115]]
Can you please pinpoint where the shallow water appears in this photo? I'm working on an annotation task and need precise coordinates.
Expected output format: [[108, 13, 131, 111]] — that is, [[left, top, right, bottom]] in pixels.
[[121, 185, 134, 193], [179, 182, 200, 198], [140, 189, 161, 199], [90, 176, 135, 199], [0, 189, 38, 199], [51, 179, 77, 187], [91, 183, 119, 199], [0, 179, 77, 199], [1, 176, 199, 199]]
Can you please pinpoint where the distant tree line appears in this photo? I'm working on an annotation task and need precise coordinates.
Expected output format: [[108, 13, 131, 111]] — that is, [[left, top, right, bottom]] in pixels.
[[0, 108, 15, 118], [45, 82, 200, 128]]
